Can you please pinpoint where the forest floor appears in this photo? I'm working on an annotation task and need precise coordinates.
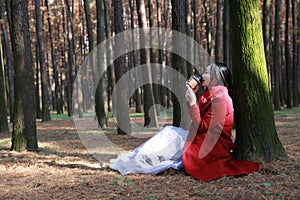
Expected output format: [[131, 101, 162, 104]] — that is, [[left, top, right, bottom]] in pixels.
[[0, 108, 299, 199]]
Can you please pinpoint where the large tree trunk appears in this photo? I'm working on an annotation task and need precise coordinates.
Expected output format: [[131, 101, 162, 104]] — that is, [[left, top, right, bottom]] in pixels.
[[136, 0, 158, 128], [35, 0, 51, 122], [11, 0, 38, 151], [113, 0, 131, 134], [230, 0, 286, 161]]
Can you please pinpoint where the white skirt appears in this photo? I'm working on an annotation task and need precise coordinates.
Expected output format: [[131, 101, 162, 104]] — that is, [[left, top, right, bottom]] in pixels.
[[109, 126, 188, 175]]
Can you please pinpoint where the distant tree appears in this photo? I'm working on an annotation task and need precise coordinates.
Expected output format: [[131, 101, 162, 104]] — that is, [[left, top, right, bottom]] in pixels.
[[171, 0, 189, 129], [136, 0, 158, 127], [223, 0, 230, 66], [11, 0, 38, 151], [291, 0, 299, 106], [230, 0, 286, 161], [273, 0, 281, 110], [0, 0, 14, 122], [215, 0, 222, 61], [113, 0, 131, 134], [45, 0, 62, 114], [95, 0, 108, 127], [35, 0, 51, 121], [0, 35, 9, 132], [285, 0, 292, 108]]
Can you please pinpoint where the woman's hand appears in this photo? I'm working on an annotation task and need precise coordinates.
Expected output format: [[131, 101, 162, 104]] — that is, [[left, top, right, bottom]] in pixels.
[[185, 85, 197, 106]]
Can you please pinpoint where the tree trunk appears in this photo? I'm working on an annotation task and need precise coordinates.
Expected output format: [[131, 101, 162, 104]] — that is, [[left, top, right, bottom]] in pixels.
[[171, 0, 189, 129], [113, 0, 131, 134], [0, 0, 14, 123], [263, 0, 271, 75], [214, 0, 222, 61], [285, 0, 292, 108], [273, 0, 281, 110], [136, 0, 158, 127], [11, 0, 38, 151], [35, 0, 51, 121], [203, 0, 212, 56], [0, 34, 9, 132], [95, 0, 108, 128], [229, 0, 286, 161], [292, 0, 299, 107], [65, 0, 76, 117], [128, 0, 142, 113], [45, 0, 62, 114], [223, 0, 230, 67]]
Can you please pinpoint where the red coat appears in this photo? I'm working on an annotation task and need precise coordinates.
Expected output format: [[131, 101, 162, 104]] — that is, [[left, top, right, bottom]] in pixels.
[[182, 86, 259, 182]]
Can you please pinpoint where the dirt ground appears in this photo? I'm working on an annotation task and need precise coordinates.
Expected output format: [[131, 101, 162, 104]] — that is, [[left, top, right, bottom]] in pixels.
[[0, 108, 299, 200]]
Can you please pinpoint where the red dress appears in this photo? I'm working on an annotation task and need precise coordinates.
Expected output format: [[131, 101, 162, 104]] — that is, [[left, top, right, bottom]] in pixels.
[[182, 86, 259, 182]]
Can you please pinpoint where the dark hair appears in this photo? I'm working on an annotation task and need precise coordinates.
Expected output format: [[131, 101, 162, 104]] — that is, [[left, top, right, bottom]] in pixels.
[[210, 62, 233, 96]]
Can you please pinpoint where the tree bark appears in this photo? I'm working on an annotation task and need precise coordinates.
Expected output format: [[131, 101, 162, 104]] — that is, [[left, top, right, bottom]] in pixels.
[[0, 34, 9, 132], [291, 0, 299, 107], [273, 0, 281, 110], [230, 0, 286, 161], [285, 0, 292, 108], [136, 0, 158, 127], [95, 0, 108, 127], [0, 0, 14, 122], [214, 0, 222, 61], [171, 0, 189, 129], [35, 0, 51, 121], [113, 0, 131, 134], [223, 0, 230, 67], [11, 0, 38, 151]]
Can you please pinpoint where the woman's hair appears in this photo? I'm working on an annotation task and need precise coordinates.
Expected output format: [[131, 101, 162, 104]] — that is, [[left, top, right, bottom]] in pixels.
[[209, 62, 233, 95]]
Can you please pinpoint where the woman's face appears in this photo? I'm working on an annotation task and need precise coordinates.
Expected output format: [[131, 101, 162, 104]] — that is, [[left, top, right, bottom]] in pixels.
[[202, 66, 212, 87]]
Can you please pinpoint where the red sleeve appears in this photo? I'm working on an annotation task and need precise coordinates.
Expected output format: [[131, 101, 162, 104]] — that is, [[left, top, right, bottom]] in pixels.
[[187, 93, 226, 135], [188, 104, 211, 134]]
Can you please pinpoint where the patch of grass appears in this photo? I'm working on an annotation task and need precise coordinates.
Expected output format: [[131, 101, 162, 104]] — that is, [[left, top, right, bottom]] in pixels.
[[274, 107, 300, 117]]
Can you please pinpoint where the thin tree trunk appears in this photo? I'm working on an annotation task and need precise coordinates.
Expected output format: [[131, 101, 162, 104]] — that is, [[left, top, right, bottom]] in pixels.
[[285, 0, 292, 108], [136, 0, 158, 128], [113, 0, 131, 134], [0, 33, 9, 132], [273, 0, 281, 110], [103, 0, 115, 113], [203, 0, 212, 57], [129, 0, 142, 113], [65, 0, 76, 117], [35, 0, 51, 121], [95, 0, 108, 127], [291, 0, 299, 107], [0, 0, 14, 122], [35, 46, 41, 119], [215, 0, 222, 61], [223, 0, 230, 67]]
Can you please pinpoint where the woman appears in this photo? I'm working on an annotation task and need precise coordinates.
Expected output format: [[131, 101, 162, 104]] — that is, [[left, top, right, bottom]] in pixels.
[[183, 62, 259, 182], [110, 62, 259, 180]]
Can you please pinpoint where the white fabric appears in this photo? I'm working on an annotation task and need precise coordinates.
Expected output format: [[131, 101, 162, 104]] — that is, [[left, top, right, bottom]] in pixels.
[[109, 126, 188, 175]]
